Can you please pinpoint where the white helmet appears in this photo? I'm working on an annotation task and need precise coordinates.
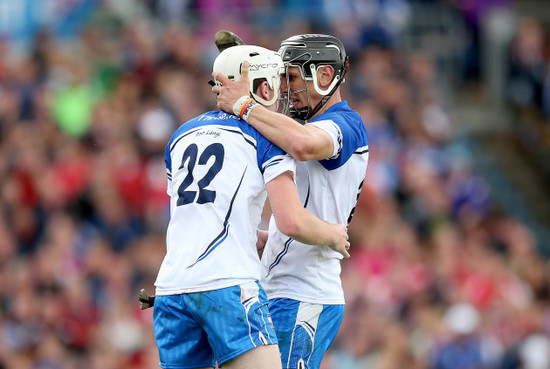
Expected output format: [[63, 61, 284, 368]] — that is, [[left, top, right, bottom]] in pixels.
[[213, 45, 284, 106]]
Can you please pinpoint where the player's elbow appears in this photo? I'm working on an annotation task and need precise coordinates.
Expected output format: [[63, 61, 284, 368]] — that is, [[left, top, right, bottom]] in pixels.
[[275, 215, 305, 239], [289, 139, 316, 161]]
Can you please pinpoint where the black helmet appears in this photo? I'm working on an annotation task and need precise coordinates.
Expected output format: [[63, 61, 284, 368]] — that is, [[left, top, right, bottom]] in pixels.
[[279, 34, 348, 80], [278, 34, 349, 120]]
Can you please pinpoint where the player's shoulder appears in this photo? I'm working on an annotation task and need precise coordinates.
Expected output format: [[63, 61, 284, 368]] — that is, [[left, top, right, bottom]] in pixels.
[[183, 111, 241, 131], [314, 101, 362, 126], [168, 111, 245, 140], [165, 111, 269, 154], [315, 101, 367, 140]]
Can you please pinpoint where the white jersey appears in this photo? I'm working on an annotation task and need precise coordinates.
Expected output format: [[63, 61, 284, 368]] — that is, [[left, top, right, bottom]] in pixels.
[[155, 111, 295, 295], [261, 101, 369, 304]]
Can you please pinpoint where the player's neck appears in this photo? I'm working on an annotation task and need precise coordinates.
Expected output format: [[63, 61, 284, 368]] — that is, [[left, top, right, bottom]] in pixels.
[[311, 91, 342, 119]]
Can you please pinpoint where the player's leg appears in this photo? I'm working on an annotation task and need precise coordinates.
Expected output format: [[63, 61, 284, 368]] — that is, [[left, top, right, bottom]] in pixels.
[[186, 281, 281, 369], [221, 344, 281, 369], [153, 294, 215, 369], [268, 298, 344, 369]]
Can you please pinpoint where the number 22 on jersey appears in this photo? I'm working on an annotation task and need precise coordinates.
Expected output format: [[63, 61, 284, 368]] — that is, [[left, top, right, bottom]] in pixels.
[[177, 143, 225, 206]]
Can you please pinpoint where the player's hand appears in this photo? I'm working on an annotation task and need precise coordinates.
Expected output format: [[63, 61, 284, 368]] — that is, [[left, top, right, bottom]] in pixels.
[[328, 223, 350, 258], [212, 61, 251, 115], [256, 229, 269, 251]]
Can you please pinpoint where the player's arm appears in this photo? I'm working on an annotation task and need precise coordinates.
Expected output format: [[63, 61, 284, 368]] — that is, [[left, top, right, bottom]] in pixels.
[[246, 105, 334, 161], [256, 229, 268, 259], [212, 64, 334, 161], [256, 199, 271, 254], [266, 171, 350, 258]]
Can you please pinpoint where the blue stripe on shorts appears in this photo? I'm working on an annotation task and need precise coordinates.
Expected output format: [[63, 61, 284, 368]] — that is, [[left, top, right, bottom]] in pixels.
[[268, 298, 344, 369], [153, 281, 278, 369]]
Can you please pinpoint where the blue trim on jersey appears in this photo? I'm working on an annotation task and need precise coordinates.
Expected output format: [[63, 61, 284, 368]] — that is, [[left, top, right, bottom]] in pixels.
[[219, 127, 257, 149], [267, 237, 294, 276], [267, 184, 310, 275], [346, 179, 364, 225], [164, 111, 288, 180], [187, 167, 247, 268], [333, 126, 343, 159], [169, 127, 203, 153], [309, 101, 368, 171], [354, 147, 369, 155], [303, 185, 310, 207], [264, 158, 283, 170], [187, 226, 231, 269]]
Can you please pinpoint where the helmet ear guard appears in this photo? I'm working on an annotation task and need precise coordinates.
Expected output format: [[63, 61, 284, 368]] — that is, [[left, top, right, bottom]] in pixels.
[[310, 64, 342, 96], [254, 74, 281, 106]]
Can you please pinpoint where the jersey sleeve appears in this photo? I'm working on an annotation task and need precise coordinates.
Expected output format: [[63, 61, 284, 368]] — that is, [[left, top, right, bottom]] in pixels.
[[164, 140, 173, 196], [311, 114, 365, 170], [262, 154, 296, 184], [307, 119, 342, 159], [256, 134, 296, 184]]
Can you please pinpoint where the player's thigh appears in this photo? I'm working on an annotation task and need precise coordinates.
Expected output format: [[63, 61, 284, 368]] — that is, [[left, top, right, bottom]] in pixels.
[[268, 299, 344, 369], [186, 281, 279, 367], [153, 294, 216, 369], [221, 344, 281, 369]]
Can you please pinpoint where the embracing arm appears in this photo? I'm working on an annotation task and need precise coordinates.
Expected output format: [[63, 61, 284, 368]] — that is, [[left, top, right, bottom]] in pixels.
[[266, 171, 350, 258], [247, 105, 334, 161], [212, 63, 334, 161]]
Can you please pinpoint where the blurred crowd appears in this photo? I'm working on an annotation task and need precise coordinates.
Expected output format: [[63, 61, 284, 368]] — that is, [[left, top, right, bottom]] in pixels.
[[505, 14, 550, 177], [507, 15, 550, 123], [0, 1, 549, 368]]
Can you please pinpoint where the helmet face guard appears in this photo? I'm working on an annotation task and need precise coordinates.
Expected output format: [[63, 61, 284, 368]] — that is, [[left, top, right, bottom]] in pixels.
[[279, 65, 310, 121], [278, 34, 349, 120]]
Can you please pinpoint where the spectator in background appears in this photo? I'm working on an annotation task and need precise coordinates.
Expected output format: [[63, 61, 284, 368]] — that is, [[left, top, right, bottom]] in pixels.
[[507, 17, 546, 113], [430, 302, 502, 369], [455, 0, 512, 83], [542, 61, 550, 123]]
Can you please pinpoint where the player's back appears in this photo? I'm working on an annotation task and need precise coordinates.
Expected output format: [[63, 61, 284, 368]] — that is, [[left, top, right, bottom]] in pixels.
[[155, 111, 294, 295]]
